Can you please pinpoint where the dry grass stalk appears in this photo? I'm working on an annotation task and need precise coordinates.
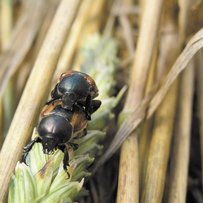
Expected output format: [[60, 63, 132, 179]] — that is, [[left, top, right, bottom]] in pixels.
[[116, 0, 164, 202], [0, 0, 81, 200], [14, 1, 60, 101], [13, 1, 60, 102], [0, 0, 13, 141], [32, 0, 60, 57], [141, 81, 178, 203], [117, 135, 139, 203], [196, 50, 203, 190], [73, 0, 107, 69], [80, 0, 106, 35], [167, 61, 194, 203], [3, 80, 15, 134], [0, 0, 13, 49], [164, 1, 193, 201], [96, 27, 203, 171], [139, 46, 158, 189], [103, 0, 118, 36], [178, 0, 193, 46], [125, 0, 163, 106], [53, 0, 92, 81], [141, 5, 180, 200], [0, 0, 48, 96], [148, 28, 203, 117], [0, 100, 3, 148], [118, 0, 134, 56]]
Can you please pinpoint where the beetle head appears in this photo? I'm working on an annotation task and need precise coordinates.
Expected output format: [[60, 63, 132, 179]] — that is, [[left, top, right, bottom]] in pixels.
[[41, 134, 59, 154], [62, 92, 77, 110], [37, 114, 73, 155]]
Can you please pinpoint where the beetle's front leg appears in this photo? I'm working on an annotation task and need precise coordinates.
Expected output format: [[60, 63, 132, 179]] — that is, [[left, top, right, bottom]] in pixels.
[[58, 145, 70, 177], [23, 136, 41, 163], [63, 148, 69, 173]]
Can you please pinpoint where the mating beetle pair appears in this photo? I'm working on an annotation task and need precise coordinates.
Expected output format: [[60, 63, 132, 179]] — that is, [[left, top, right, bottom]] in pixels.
[[23, 71, 101, 172]]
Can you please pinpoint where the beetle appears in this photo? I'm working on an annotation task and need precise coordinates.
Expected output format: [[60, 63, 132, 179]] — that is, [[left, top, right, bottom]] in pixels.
[[23, 100, 89, 172], [48, 71, 101, 120]]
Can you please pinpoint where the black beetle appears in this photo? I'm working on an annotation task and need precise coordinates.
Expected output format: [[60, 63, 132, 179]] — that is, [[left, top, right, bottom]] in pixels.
[[23, 100, 89, 172], [48, 71, 101, 120]]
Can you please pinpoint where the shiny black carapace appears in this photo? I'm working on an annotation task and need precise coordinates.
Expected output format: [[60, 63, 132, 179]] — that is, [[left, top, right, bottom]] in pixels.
[[49, 71, 101, 119], [23, 100, 88, 172]]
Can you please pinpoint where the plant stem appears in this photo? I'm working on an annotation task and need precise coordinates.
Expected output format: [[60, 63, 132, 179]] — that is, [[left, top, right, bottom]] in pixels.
[[117, 0, 164, 202], [54, 0, 92, 81], [167, 60, 194, 203], [0, 0, 81, 200]]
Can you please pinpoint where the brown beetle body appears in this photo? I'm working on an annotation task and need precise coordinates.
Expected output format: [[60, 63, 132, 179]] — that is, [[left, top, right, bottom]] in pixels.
[[23, 71, 101, 173], [23, 100, 88, 172]]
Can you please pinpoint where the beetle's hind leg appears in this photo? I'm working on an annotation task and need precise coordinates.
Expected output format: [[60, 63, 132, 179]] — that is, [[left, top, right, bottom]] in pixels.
[[90, 100, 101, 114], [85, 96, 101, 120], [84, 95, 92, 120], [23, 136, 41, 163], [69, 142, 79, 151]]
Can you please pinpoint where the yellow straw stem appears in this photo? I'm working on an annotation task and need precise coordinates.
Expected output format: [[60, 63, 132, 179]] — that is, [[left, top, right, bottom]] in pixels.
[[141, 80, 178, 203], [139, 46, 158, 190], [117, 0, 164, 202], [117, 135, 139, 203], [141, 12, 180, 202], [0, 0, 13, 49], [0, 0, 80, 200], [196, 50, 203, 191], [167, 61, 194, 203], [0, 100, 3, 148], [0, 0, 13, 139], [54, 0, 92, 81], [73, 0, 106, 69]]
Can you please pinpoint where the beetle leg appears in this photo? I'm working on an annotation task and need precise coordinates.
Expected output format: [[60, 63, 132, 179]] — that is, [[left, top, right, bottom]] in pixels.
[[69, 142, 79, 151], [50, 83, 61, 99], [90, 100, 102, 114], [85, 95, 92, 120], [63, 148, 69, 172], [58, 145, 70, 177], [45, 98, 57, 105], [23, 137, 41, 163], [83, 128, 87, 136]]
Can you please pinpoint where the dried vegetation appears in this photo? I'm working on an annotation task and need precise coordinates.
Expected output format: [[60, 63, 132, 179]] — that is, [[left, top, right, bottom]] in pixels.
[[0, 0, 202, 202]]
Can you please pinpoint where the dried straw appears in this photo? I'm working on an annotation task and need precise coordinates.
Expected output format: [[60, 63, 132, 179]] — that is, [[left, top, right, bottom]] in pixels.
[[139, 47, 157, 190], [165, 1, 194, 202], [73, 0, 106, 69], [0, 0, 80, 200], [0, 0, 48, 96], [95, 28, 203, 173], [116, 0, 164, 202], [117, 135, 139, 203], [0, 101, 3, 147], [0, 0, 13, 142], [53, 0, 92, 81], [167, 61, 194, 203], [141, 3, 180, 201], [0, 0, 13, 49], [141, 81, 178, 203], [196, 50, 203, 191]]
